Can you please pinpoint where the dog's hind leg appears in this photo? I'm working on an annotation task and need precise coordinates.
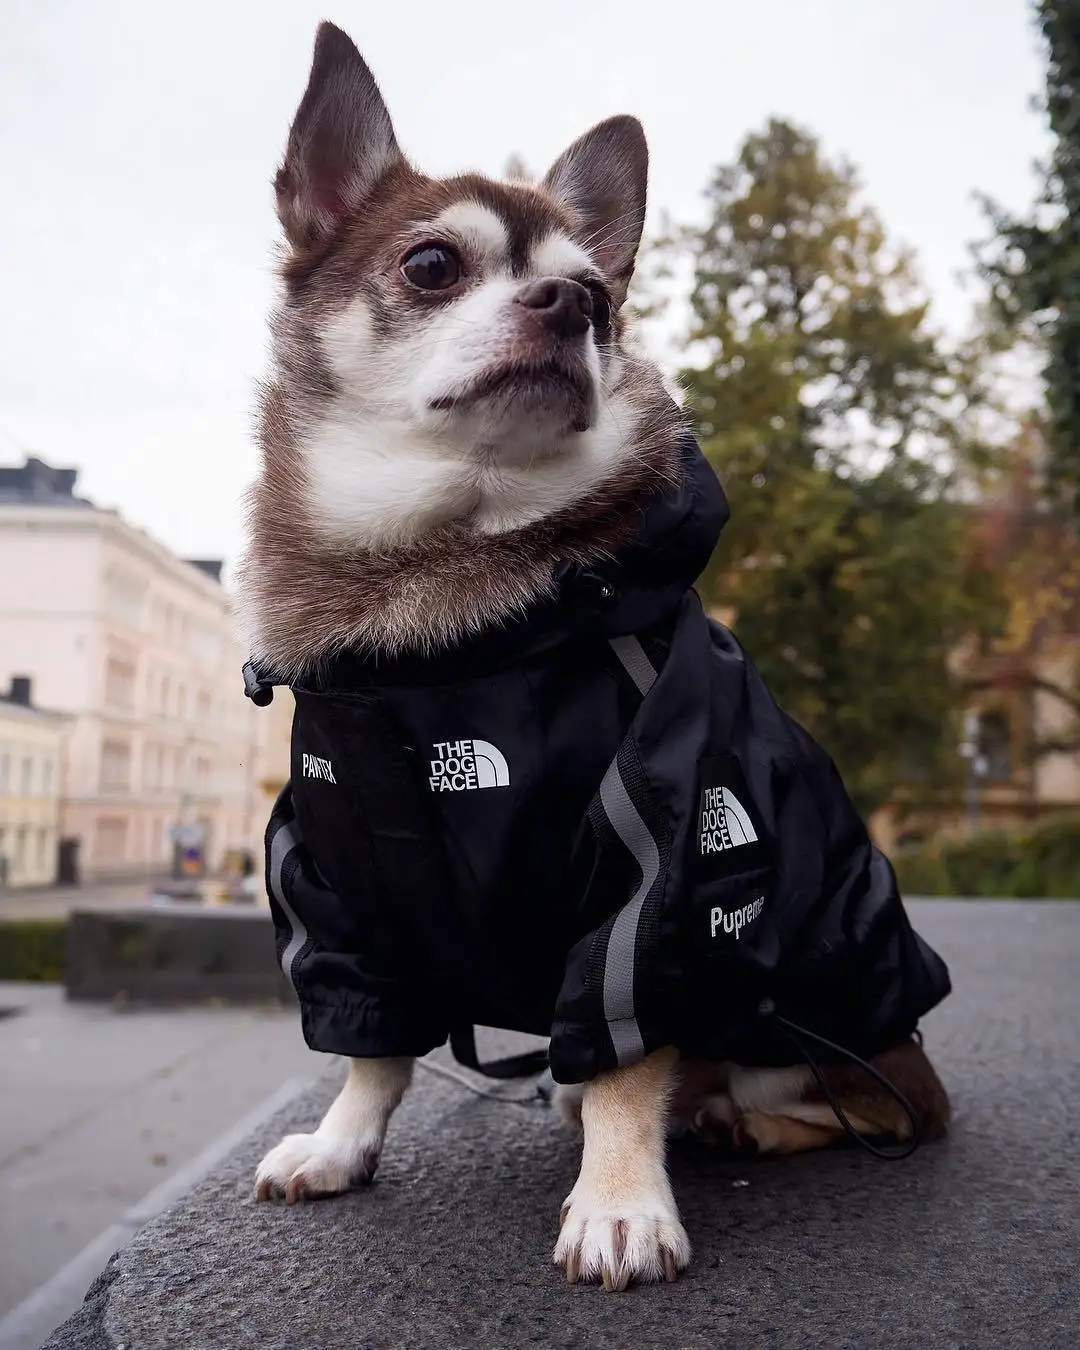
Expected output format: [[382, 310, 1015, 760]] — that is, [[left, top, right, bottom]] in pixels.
[[692, 1037, 950, 1158], [254, 1056, 414, 1202]]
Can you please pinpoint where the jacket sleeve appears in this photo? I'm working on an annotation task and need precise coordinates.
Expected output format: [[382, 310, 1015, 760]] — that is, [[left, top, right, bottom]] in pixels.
[[264, 787, 448, 1060]]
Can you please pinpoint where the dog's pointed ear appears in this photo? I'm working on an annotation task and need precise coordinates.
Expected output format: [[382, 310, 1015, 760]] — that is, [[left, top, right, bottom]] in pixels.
[[275, 23, 402, 249], [542, 116, 648, 299]]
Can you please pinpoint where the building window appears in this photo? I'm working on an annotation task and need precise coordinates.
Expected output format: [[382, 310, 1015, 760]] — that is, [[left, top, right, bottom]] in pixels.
[[979, 711, 1013, 782], [94, 817, 127, 863], [0, 753, 9, 795], [104, 656, 137, 711], [143, 744, 163, 792], [104, 570, 145, 629], [192, 627, 221, 665], [100, 739, 131, 792], [42, 757, 53, 795], [20, 757, 33, 795], [37, 829, 48, 868]]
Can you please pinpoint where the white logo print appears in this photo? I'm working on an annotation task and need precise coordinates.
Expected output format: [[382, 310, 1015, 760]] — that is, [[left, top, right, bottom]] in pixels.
[[429, 740, 510, 793], [699, 786, 758, 854], [710, 895, 765, 940], [302, 753, 337, 784]]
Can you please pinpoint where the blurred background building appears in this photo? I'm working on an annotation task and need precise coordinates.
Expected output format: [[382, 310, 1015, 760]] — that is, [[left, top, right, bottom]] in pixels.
[[0, 457, 288, 887]]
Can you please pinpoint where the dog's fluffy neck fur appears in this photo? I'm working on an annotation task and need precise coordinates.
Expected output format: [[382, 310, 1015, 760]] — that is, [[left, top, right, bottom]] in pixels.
[[241, 365, 680, 677]]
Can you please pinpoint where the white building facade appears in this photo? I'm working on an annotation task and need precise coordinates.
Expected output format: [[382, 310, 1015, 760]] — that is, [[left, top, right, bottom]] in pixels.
[[0, 458, 285, 883]]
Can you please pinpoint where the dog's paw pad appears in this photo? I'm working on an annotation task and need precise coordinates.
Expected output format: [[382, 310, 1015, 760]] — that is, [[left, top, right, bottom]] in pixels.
[[553, 1186, 691, 1291], [253, 1132, 378, 1202]]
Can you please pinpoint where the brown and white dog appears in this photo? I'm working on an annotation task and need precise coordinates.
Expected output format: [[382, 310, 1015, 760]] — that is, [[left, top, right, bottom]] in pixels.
[[241, 22, 949, 1292]]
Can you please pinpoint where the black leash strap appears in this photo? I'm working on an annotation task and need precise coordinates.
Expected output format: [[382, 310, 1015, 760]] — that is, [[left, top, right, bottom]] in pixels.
[[449, 1026, 550, 1080], [760, 1001, 922, 1161]]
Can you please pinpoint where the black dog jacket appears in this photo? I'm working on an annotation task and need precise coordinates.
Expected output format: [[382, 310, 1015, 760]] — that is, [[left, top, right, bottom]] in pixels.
[[246, 432, 950, 1085]]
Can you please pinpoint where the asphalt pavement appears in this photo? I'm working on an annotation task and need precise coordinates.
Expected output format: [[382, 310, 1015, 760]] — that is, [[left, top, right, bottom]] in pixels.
[[28, 901, 1080, 1349]]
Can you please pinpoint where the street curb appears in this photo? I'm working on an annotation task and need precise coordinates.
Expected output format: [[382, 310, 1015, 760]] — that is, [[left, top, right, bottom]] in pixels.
[[0, 1073, 318, 1350]]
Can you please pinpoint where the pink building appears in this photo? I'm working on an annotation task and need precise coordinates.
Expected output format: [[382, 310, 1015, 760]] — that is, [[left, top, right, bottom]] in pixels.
[[0, 457, 286, 883]]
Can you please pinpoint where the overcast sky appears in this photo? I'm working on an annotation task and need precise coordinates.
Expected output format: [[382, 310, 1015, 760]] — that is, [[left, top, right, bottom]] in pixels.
[[0, 0, 1049, 569]]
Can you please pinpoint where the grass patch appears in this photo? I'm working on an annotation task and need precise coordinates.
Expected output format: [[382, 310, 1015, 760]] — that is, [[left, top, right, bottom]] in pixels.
[[0, 918, 68, 982]]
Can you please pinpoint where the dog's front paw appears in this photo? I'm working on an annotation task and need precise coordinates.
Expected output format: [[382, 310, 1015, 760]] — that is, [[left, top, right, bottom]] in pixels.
[[553, 1178, 691, 1291], [254, 1131, 379, 1203]]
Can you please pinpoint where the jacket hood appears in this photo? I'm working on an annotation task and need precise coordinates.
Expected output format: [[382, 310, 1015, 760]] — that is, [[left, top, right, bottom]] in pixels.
[[586, 429, 729, 636], [314, 431, 730, 688]]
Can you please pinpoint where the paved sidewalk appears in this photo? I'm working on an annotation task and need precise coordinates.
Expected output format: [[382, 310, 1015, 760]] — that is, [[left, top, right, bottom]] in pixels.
[[0, 983, 318, 1338], [0, 883, 157, 921], [35, 900, 1080, 1350], [0, 880, 267, 922]]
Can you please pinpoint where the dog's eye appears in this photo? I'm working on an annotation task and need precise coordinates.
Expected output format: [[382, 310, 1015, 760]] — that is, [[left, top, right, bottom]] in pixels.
[[401, 246, 461, 291], [588, 284, 612, 333]]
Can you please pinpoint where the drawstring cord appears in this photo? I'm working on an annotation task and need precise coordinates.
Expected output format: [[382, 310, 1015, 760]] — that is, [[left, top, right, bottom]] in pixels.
[[447, 1014, 922, 1161], [759, 1000, 921, 1161]]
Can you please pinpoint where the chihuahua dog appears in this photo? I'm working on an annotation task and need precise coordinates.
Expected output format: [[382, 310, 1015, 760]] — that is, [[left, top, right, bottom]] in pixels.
[[241, 22, 950, 1293]]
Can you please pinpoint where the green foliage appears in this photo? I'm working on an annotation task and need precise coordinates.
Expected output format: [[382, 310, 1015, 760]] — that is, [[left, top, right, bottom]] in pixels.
[[896, 818, 1080, 897], [710, 465, 993, 817], [684, 121, 971, 467], [0, 919, 68, 982], [976, 1, 1080, 513], [661, 119, 1000, 816]]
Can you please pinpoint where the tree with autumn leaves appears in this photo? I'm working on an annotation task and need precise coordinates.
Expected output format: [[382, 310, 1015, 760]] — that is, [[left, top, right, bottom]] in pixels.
[[978, 0, 1080, 515], [972, 0, 1080, 777], [649, 119, 1001, 817]]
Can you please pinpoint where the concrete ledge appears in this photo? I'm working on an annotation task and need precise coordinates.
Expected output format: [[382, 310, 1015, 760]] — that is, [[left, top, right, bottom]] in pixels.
[[65, 906, 292, 1004], [39, 902, 1080, 1349]]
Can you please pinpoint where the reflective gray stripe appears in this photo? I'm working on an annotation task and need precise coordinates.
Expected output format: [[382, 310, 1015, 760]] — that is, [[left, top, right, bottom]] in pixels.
[[598, 760, 660, 1064], [609, 636, 657, 697], [268, 819, 306, 988], [599, 634, 660, 1061]]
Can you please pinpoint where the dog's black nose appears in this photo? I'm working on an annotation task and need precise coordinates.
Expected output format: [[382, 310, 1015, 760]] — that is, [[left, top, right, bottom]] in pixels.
[[515, 277, 592, 337]]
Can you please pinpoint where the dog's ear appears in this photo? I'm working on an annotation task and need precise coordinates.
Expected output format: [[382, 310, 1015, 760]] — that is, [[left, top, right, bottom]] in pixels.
[[542, 116, 648, 299], [275, 23, 402, 249]]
